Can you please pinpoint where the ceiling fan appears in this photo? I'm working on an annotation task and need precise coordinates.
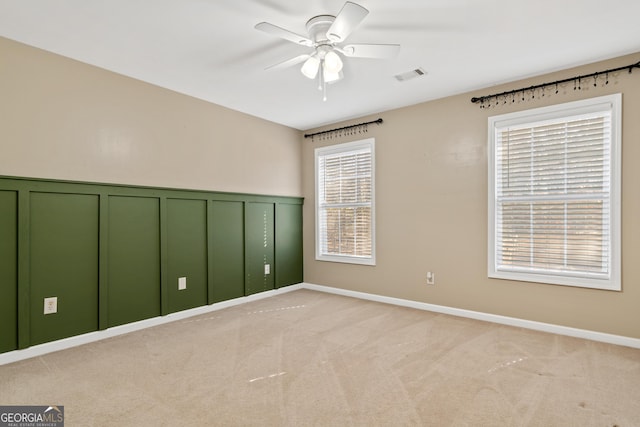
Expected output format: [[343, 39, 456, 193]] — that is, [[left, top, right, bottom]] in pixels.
[[255, 1, 400, 101]]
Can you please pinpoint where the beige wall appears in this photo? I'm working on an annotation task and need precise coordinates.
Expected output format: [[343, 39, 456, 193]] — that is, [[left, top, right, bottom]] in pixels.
[[0, 37, 302, 197], [303, 52, 640, 339]]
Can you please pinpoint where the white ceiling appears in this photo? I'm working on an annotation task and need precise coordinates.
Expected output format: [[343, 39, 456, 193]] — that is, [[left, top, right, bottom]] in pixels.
[[1, 0, 639, 130]]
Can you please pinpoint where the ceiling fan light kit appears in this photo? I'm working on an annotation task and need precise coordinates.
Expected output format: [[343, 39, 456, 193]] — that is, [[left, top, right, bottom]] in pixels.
[[324, 69, 343, 83], [301, 56, 320, 79], [255, 1, 400, 101], [323, 50, 343, 73]]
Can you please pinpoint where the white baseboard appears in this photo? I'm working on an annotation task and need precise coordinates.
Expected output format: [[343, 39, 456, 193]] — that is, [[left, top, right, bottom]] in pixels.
[[301, 282, 640, 350], [0, 284, 304, 366], [3, 281, 637, 366]]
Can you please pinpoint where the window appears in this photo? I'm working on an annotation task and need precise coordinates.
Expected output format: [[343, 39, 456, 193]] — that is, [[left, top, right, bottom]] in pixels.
[[315, 138, 375, 265], [488, 94, 621, 290]]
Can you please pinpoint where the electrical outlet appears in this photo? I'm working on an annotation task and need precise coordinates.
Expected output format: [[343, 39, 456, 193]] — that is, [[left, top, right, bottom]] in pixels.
[[264, 264, 270, 275], [178, 277, 187, 290], [44, 297, 58, 315], [426, 272, 435, 285]]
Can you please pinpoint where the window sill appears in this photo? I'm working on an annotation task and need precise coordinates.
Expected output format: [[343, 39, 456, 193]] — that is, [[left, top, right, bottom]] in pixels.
[[316, 255, 376, 266], [488, 269, 621, 291]]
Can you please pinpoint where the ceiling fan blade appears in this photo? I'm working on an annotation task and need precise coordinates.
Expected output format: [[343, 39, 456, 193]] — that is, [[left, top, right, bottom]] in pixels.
[[341, 44, 401, 59], [255, 22, 313, 47], [326, 2, 369, 43], [265, 54, 311, 71]]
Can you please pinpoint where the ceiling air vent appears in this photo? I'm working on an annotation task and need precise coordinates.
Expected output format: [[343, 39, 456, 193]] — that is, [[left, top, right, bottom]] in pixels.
[[394, 68, 426, 82]]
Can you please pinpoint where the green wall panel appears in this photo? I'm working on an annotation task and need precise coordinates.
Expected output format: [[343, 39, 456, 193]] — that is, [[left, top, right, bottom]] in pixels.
[[166, 198, 208, 313], [0, 176, 302, 354], [108, 196, 161, 327], [29, 192, 99, 346], [245, 202, 275, 295], [210, 200, 245, 302], [275, 203, 303, 288], [0, 191, 18, 353]]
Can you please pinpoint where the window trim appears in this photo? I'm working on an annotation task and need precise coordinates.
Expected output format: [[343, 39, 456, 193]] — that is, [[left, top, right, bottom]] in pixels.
[[488, 94, 621, 291], [315, 138, 376, 266]]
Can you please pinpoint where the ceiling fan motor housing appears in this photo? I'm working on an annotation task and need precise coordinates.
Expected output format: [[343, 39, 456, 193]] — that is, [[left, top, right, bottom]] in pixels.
[[306, 15, 336, 45]]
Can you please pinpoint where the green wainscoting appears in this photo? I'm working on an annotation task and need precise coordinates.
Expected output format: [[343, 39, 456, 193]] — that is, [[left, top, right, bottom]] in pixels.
[[245, 202, 275, 296], [166, 198, 208, 313], [210, 200, 245, 303], [0, 176, 303, 353], [275, 203, 304, 289], [29, 192, 100, 346], [0, 191, 18, 353], [107, 196, 161, 327]]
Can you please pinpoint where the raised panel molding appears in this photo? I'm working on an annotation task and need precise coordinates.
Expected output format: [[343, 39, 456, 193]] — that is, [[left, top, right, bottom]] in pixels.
[[0, 176, 303, 354], [29, 192, 100, 346], [210, 200, 245, 303], [245, 202, 275, 296], [166, 198, 208, 313], [108, 196, 161, 327], [0, 191, 18, 353]]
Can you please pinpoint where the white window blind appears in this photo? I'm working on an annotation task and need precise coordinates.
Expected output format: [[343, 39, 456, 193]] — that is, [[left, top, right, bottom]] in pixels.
[[315, 138, 375, 265], [489, 94, 621, 290]]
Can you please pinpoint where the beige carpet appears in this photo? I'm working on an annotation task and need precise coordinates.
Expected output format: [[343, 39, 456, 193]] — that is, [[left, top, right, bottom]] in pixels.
[[1, 289, 639, 426]]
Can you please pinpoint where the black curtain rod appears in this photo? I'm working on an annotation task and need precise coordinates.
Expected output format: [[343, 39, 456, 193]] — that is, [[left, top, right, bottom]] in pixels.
[[304, 118, 383, 139], [471, 60, 640, 105]]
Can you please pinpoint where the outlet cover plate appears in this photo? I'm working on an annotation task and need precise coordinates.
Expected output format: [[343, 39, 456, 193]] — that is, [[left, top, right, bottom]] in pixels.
[[178, 277, 187, 290], [426, 272, 435, 285], [44, 297, 58, 314]]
